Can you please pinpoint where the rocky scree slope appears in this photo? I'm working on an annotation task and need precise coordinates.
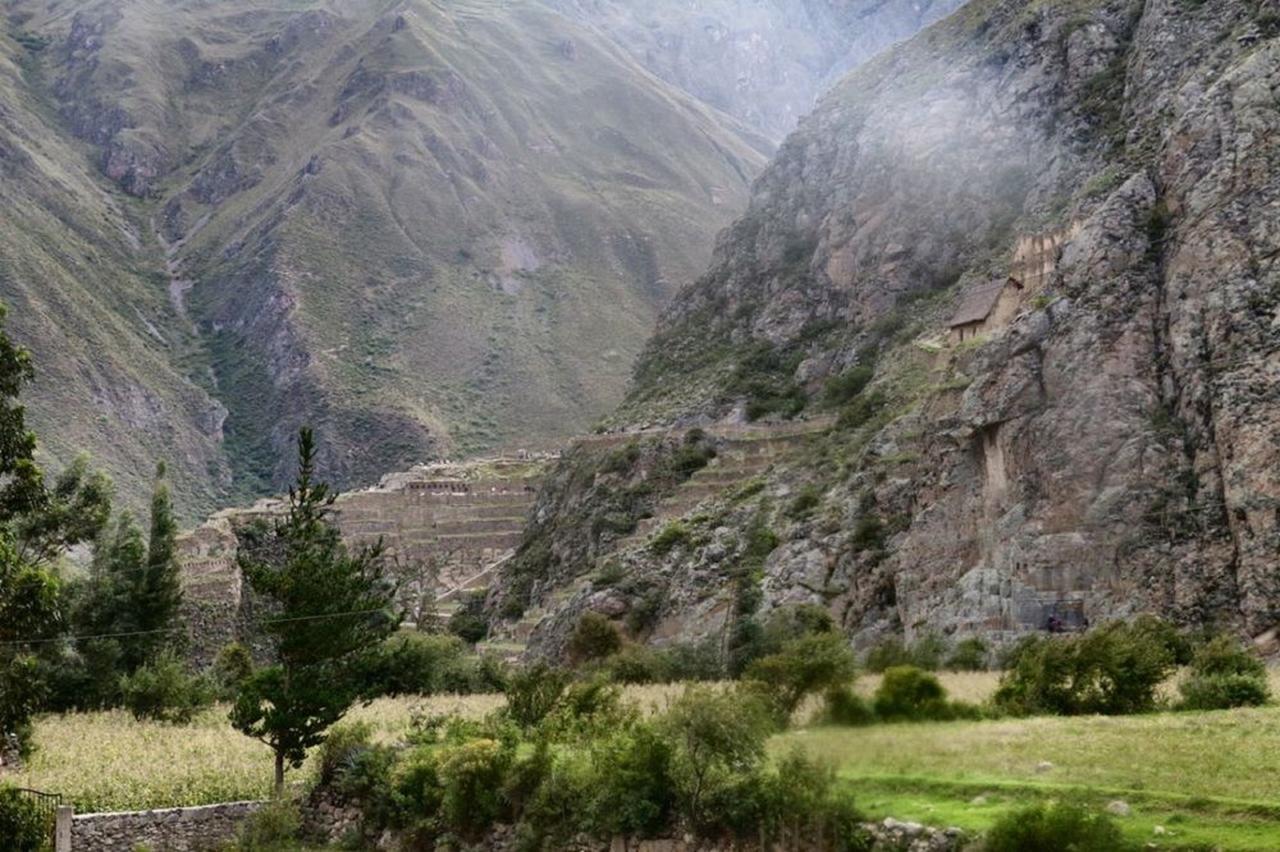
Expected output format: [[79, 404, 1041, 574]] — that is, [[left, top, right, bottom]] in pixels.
[[2, 0, 770, 507], [489, 0, 1280, 657]]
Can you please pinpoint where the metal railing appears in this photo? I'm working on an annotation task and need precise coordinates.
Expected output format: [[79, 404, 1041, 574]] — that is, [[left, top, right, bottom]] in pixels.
[[15, 787, 63, 829]]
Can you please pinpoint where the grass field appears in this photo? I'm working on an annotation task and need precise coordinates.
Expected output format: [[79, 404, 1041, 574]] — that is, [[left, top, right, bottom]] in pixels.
[[6, 686, 686, 812], [11, 673, 1280, 848], [779, 671, 1280, 850]]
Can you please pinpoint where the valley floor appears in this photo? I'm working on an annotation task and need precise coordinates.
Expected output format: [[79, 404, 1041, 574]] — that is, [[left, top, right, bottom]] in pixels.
[[9, 675, 1280, 849]]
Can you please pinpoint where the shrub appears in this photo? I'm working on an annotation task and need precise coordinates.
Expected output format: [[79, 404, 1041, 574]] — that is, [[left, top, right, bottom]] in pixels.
[[437, 738, 514, 837], [823, 685, 875, 726], [504, 662, 570, 729], [824, 365, 875, 406], [982, 801, 1133, 852], [1179, 673, 1270, 711], [1177, 634, 1270, 711], [663, 686, 773, 833], [603, 645, 669, 684], [1187, 634, 1265, 679], [213, 642, 254, 698], [743, 632, 857, 721], [366, 632, 471, 696], [872, 666, 951, 721], [993, 619, 1178, 717], [586, 722, 676, 837], [314, 720, 374, 787], [660, 640, 724, 682], [568, 612, 623, 663], [234, 800, 301, 851], [650, 521, 691, 555], [672, 432, 717, 478], [946, 637, 990, 671], [864, 637, 912, 673], [907, 632, 948, 670], [786, 484, 822, 520], [119, 651, 213, 723], [447, 611, 488, 645], [0, 785, 47, 852]]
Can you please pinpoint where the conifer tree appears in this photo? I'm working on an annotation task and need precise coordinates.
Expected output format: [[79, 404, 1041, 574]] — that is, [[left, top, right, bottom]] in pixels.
[[231, 428, 398, 795]]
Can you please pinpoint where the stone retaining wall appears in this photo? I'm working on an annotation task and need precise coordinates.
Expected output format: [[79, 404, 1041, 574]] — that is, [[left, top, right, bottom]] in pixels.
[[66, 801, 264, 852]]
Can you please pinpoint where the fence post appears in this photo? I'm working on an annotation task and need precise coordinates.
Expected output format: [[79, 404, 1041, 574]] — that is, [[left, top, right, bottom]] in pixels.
[[55, 805, 73, 852]]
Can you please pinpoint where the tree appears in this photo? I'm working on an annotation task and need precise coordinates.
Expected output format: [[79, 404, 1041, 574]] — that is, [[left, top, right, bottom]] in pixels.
[[138, 463, 181, 658], [231, 428, 398, 796], [0, 303, 112, 748]]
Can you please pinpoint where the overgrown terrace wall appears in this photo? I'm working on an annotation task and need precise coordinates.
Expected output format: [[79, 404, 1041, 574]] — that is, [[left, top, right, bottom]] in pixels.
[[177, 461, 544, 663]]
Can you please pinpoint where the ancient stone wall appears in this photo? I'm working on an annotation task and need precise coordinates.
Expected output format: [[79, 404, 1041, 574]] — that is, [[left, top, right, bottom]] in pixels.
[[66, 801, 263, 852]]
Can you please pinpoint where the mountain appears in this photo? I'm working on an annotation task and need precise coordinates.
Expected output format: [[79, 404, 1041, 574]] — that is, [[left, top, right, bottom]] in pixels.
[[2, 0, 774, 513], [0, 21, 230, 516], [487, 0, 1280, 656], [540, 0, 967, 140]]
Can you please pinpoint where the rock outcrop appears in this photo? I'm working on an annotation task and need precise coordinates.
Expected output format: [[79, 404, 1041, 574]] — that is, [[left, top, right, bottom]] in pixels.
[[490, 0, 1280, 655]]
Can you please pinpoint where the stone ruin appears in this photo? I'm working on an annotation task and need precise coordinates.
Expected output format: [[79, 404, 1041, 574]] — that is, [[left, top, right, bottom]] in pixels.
[[177, 457, 546, 665]]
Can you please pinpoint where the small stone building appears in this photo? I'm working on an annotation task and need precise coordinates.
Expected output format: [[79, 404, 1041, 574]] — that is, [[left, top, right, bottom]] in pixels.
[[947, 276, 1024, 343]]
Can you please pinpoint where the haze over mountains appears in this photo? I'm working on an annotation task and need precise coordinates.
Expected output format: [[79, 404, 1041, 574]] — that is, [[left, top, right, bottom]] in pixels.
[[0, 0, 952, 518]]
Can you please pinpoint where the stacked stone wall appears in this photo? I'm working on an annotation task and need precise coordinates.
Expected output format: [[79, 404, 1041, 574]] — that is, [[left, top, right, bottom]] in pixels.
[[65, 801, 263, 852]]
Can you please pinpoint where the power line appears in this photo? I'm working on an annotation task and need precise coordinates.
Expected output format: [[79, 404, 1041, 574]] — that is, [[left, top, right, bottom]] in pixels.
[[0, 607, 395, 648]]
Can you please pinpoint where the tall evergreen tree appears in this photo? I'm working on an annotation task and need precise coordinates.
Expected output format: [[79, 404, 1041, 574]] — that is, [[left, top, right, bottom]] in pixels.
[[139, 462, 181, 659], [0, 304, 112, 748], [231, 428, 398, 795]]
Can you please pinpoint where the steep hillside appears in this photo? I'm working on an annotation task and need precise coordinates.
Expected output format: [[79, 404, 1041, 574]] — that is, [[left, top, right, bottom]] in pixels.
[[541, 0, 967, 140], [3, 0, 771, 506], [0, 25, 229, 518], [488, 0, 1280, 658]]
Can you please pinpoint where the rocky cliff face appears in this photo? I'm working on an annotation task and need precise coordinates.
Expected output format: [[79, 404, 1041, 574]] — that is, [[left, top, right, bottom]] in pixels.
[[492, 0, 1280, 656]]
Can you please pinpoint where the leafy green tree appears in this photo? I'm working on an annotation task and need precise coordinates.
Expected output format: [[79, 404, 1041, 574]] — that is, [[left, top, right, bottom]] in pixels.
[[231, 428, 398, 796]]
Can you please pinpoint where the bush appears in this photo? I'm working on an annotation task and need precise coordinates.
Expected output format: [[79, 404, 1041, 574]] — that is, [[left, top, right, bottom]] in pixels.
[[743, 632, 857, 721], [0, 785, 47, 852], [946, 637, 990, 671], [982, 801, 1133, 852], [213, 642, 254, 698], [823, 685, 875, 726], [119, 651, 214, 723], [504, 662, 570, 729], [568, 612, 623, 663], [663, 686, 773, 833], [586, 722, 676, 837], [1179, 673, 1270, 711], [650, 521, 691, 555], [365, 632, 473, 696], [993, 619, 1178, 717], [824, 365, 875, 406], [234, 800, 301, 851], [601, 645, 666, 684], [447, 611, 488, 645], [872, 666, 953, 721], [437, 738, 514, 837], [1187, 634, 1265, 679], [864, 637, 912, 673], [314, 720, 373, 787], [1176, 634, 1270, 711]]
